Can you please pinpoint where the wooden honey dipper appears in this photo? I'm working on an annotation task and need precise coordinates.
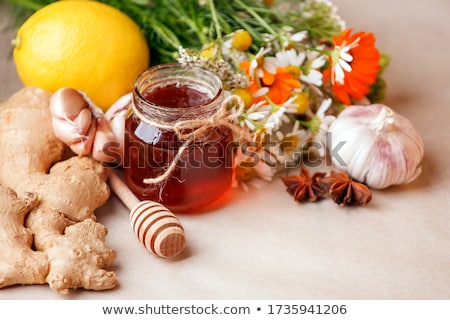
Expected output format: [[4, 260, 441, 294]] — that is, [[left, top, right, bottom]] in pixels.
[[108, 170, 186, 259]]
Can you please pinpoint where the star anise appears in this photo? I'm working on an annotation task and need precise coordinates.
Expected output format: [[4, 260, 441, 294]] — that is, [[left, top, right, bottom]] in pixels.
[[281, 168, 327, 202], [317, 171, 372, 207]]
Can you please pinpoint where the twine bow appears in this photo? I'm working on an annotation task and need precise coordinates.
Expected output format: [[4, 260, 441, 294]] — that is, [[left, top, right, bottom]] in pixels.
[[131, 95, 245, 185]]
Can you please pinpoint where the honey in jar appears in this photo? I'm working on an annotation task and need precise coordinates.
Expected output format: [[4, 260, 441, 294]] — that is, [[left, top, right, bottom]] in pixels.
[[124, 63, 234, 212]]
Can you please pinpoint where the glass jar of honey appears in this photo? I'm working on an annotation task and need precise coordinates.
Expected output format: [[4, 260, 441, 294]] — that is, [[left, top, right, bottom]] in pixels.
[[124, 63, 234, 212]]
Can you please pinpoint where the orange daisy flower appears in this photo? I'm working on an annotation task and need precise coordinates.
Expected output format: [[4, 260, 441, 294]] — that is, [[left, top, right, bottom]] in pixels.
[[240, 61, 301, 105], [323, 29, 381, 105]]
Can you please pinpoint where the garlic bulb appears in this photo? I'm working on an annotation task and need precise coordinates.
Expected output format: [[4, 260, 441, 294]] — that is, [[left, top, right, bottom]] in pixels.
[[327, 104, 424, 189], [50, 88, 132, 165]]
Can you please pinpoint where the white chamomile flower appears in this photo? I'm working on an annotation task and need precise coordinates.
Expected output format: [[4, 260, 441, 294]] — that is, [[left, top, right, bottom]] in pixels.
[[239, 101, 269, 132], [307, 98, 336, 157], [300, 51, 327, 87], [274, 121, 311, 165], [265, 104, 290, 133], [331, 37, 360, 85], [232, 147, 277, 191], [275, 49, 306, 80], [290, 31, 308, 43], [249, 47, 278, 79]]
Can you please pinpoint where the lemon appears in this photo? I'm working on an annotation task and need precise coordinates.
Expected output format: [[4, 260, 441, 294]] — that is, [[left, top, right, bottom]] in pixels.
[[13, 0, 150, 111]]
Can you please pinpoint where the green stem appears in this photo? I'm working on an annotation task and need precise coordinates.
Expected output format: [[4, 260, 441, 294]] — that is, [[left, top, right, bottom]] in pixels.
[[149, 20, 182, 49], [167, 0, 209, 45], [239, 115, 264, 131], [292, 42, 330, 56], [234, 0, 278, 38], [208, 0, 222, 41], [263, 94, 281, 112], [299, 120, 312, 129], [230, 12, 263, 45]]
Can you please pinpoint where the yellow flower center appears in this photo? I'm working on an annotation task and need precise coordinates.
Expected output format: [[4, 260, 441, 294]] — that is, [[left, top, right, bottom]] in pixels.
[[280, 135, 299, 153], [235, 164, 255, 182], [231, 30, 252, 52], [310, 115, 322, 136], [233, 88, 253, 109], [201, 48, 214, 59], [286, 65, 301, 80], [255, 54, 265, 68], [292, 91, 309, 114]]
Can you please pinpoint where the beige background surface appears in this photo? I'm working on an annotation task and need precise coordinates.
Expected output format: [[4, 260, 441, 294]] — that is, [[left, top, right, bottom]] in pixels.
[[0, 0, 449, 299]]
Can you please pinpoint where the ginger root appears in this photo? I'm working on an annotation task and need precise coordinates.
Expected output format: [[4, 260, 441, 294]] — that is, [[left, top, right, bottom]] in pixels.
[[0, 186, 48, 288], [27, 208, 116, 292], [0, 87, 117, 293]]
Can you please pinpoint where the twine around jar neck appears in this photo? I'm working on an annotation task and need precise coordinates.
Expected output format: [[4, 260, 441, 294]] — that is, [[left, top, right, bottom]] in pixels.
[[131, 94, 245, 185]]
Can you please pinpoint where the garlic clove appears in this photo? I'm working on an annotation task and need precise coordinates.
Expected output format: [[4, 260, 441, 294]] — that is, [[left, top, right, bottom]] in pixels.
[[52, 116, 87, 146], [50, 87, 123, 162], [92, 116, 120, 164], [105, 92, 131, 142], [50, 88, 94, 147], [327, 104, 424, 189], [72, 108, 93, 136], [69, 119, 97, 156], [51, 108, 92, 145], [50, 88, 89, 120], [104, 92, 131, 163]]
